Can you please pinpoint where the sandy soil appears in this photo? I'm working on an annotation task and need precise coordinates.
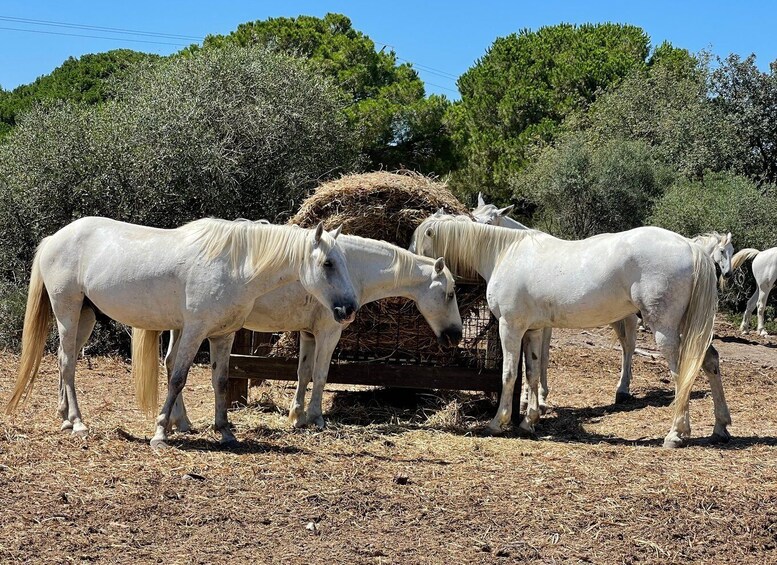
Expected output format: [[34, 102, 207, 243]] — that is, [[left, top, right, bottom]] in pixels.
[[1, 321, 776, 564]]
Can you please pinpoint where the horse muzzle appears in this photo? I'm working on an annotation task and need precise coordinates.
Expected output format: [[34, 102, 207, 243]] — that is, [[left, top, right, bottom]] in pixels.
[[333, 303, 358, 324], [438, 326, 463, 348]]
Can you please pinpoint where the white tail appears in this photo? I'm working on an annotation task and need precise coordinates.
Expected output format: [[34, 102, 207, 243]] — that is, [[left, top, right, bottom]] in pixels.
[[6, 242, 52, 413], [731, 248, 760, 272], [673, 244, 718, 415], [132, 328, 161, 417]]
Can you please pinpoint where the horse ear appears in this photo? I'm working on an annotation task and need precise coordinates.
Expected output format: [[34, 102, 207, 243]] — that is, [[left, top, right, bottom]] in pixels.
[[434, 257, 445, 274], [330, 225, 342, 240], [726, 232, 732, 244], [497, 205, 514, 216], [433, 208, 445, 217], [477, 192, 486, 207], [313, 222, 324, 245]]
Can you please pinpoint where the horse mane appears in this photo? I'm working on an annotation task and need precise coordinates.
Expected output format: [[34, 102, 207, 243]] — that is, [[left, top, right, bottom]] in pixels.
[[339, 233, 419, 286], [691, 232, 728, 247], [414, 215, 530, 279], [181, 218, 310, 280]]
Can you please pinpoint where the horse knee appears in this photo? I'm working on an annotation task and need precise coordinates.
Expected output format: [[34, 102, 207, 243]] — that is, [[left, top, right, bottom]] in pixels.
[[702, 345, 719, 375]]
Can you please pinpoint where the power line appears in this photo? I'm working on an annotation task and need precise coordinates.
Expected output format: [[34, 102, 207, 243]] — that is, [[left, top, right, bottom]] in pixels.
[[0, 26, 192, 47], [0, 15, 203, 41], [0, 15, 460, 93]]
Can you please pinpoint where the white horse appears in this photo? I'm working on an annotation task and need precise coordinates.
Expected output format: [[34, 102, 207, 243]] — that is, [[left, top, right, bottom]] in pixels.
[[6, 217, 359, 448], [472, 195, 733, 422], [411, 214, 720, 447], [142, 234, 463, 431], [732, 246, 777, 336]]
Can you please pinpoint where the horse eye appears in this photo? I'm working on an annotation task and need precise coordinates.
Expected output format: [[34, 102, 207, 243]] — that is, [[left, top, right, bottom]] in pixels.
[[323, 260, 332, 268], [447, 292, 455, 301]]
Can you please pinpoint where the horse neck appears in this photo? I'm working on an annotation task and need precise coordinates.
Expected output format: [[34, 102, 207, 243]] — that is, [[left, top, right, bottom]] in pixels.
[[689, 235, 718, 257], [437, 222, 527, 282], [498, 216, 530, 230], [341, 237, 427, 303]]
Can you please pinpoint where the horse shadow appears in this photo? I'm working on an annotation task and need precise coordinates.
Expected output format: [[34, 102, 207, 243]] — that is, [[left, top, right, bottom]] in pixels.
[[717, 334, 777, 349], [113, 426, 306, 455]]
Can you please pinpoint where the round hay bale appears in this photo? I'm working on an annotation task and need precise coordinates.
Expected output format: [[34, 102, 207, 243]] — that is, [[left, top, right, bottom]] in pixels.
[[289, 170, 469, 246], [271, 171, 498, 370]]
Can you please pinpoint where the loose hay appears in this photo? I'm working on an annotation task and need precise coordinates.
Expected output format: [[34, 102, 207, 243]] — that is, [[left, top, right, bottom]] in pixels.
[[2, 323, 776, 564], [274, 170, 498, 367]]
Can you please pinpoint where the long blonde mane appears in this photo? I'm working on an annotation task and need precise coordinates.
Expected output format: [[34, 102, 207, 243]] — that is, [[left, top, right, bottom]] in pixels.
[[413, 215, 531, 279], [181, 218, 310, 280], [691, 232, 728, 249]]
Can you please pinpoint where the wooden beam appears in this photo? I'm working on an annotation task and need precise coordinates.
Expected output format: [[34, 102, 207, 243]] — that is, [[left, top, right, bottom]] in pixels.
[[229, 354, 505, 393]]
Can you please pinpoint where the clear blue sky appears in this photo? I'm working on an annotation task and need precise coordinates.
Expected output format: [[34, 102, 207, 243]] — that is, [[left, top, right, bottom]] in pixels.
[[1, 1, 776, 98]]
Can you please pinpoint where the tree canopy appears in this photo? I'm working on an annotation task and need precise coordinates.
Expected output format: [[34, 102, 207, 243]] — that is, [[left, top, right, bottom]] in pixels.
[[0, 49, 158, 138], [451, 23, 651, 201], [192, 12, 455, 174]]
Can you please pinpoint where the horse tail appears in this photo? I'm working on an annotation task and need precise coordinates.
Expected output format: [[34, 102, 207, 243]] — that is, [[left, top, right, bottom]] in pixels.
[[674, 244, 718, 416], [132, 328, 161, 417], [6, 242, 52, 414], [731, 248, 760, 272]]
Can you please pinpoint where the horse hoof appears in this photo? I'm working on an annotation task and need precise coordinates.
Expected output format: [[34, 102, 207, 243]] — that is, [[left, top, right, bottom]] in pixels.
[[710, 429, 731, 444], [614, 392, 635, 405], [310, 416, 326, 430], [219, 438, 240, 449], [662, 435, 687, 449], [150, 438, 170, 450], [517, 420, 535, 436], [759, 330, 769, 337], [481, 424, 504, 437], [71, 422, 89, 437], [60, 420, 74, 431]]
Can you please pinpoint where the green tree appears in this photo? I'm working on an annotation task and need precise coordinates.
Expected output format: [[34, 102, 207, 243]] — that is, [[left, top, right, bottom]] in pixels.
[[191, 13, 455, 174], [0, 44, 355, 281], [452, 23, 651, 202], [711, 54, 777, 185], [0, 49, 158, 138], [583, 49, 741, 179], [512, 134, 674, 238]]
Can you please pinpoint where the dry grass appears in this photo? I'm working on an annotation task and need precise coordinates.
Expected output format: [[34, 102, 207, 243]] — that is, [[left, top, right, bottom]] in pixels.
[[1, 322, 776, 564], [277, 170, 487, 363]]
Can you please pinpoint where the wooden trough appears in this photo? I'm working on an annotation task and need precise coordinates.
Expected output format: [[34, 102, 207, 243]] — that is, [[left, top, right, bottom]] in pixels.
[[226, 283, 516, 408]]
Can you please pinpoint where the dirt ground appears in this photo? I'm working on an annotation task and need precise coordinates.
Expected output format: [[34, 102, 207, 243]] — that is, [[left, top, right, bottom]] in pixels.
[[1, 320, 776, 564]]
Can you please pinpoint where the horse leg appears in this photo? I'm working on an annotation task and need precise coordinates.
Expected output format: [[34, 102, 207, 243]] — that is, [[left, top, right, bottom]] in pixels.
[[521, 330, 548, 414], [487, 318, 525, 434], [518, 329, 544, 435], [519, 334, 530, 414], [289, 332, 315, 427], [740, 289, 758, 334], [539, 326, 552, 413], [54, 302, 89, 436], [702, 345, 732, 443], [208, 333, 238, 446], [651, 325, 689, 448], [152, 327, 204, 448], [306, 329, 342, 430], [756, 284, 772, 337], [612, 314, 638, 404], [59, 305, 96, 432], [166, 330, 192, 433]]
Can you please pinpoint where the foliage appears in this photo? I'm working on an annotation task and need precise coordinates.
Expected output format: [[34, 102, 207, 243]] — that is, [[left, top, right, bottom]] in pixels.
[[649, 173, 777, 250], [582, 50, 742, 179], [191, 13, 455, 174], [710, 54, 777, 186], [512, 134, 674, 238], [649, 173, 777, 312], [0, 45, 355, 352], [451, 23, 651, 202], [0, 49, 158, 139]]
